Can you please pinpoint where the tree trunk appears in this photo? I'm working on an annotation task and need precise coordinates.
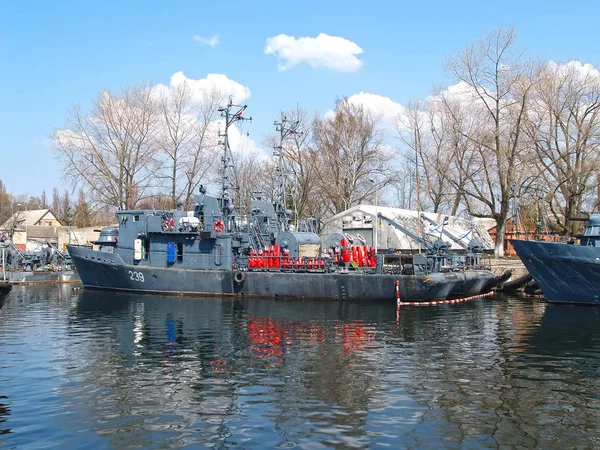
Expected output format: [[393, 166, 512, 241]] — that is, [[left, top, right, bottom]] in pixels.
[[494, 214, 506, 257]]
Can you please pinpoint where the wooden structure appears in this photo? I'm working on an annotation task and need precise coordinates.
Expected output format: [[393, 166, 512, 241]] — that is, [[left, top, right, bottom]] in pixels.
[[488, 219, 562, 256]]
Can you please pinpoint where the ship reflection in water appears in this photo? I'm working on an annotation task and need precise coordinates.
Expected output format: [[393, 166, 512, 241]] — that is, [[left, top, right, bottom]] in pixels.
[[0, 286, 599, 448]]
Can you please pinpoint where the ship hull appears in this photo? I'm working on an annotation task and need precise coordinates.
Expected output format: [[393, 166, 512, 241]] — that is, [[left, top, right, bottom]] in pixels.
[[3, 270, 79, 284], [68, 246, 496, 302], [0, 281, 12, 309], [510, 239, 600, 304]]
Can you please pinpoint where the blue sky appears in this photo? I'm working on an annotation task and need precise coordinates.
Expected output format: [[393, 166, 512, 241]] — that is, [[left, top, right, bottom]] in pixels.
[[2, 0, 599, 197]]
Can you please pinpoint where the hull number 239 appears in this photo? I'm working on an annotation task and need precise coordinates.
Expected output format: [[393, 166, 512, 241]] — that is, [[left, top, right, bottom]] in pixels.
[[128, 271, 145, 282]]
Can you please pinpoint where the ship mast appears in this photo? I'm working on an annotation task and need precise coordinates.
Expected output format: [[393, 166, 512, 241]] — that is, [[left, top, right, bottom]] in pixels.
[[218, 97, 251, 216], [273, 113, 302, 231]]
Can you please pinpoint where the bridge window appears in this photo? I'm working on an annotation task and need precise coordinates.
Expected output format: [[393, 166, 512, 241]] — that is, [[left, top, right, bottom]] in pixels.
[[177, 243, 183, 263]]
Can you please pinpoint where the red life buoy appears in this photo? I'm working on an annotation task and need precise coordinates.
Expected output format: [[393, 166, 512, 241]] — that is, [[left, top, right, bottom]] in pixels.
[[164, 217, 175, 231], [213, 219, 225, 233]]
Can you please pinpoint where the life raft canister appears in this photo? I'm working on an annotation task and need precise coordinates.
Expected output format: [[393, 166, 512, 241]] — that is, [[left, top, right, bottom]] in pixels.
[[213, 219, 225, 233]]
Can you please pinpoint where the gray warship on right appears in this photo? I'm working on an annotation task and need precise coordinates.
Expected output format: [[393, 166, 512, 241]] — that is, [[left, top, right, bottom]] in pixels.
[[510, 213, 600, 305], [67, 101, 500, 302]]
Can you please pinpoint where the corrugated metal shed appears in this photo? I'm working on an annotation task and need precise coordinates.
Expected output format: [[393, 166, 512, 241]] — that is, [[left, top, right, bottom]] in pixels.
[[320, 205, 495, 251]]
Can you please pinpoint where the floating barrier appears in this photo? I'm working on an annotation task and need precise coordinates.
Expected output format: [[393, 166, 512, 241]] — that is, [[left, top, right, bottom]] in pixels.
[[397, 291, 494, 307]]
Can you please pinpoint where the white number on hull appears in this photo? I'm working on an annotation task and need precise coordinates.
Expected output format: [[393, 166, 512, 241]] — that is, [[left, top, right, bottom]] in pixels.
[[128, 271, 145, 282]]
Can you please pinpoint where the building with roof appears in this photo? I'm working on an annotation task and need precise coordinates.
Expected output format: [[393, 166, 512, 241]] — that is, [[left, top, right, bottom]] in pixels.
[[320, 204, 495, 252], [1, 209, 106, 252], [487, 219, 562, 256], [1, 209, 64, 229], [0, 209, 64, 251]]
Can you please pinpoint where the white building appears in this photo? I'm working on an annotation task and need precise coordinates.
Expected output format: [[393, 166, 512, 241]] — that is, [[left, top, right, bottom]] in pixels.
[[320, 204, 495, 252], [0, 209, 104, 251]]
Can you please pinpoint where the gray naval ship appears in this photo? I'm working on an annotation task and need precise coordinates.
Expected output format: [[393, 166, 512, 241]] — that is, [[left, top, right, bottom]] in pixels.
[[67, 101, 498, 302], [510, 213, 600, 304]]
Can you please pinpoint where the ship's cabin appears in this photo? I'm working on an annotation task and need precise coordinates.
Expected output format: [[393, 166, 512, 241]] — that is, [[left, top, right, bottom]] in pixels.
[[581, 213, 600, 247], [94, 192, 324, 272]]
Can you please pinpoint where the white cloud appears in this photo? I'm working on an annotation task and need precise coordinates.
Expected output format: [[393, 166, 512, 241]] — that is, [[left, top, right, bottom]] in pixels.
[[547, 60, 600, 82], [168, 71, 251, 103], [149, 72, 258, 156], [264, 33, 363, 72], [428, 61, 600, 113], [193, 34, 220, 48], [426, 80, 481, 106], [347, 92, 406, 121], [324, 92, 407, 131], [322, 94, 406, 161]]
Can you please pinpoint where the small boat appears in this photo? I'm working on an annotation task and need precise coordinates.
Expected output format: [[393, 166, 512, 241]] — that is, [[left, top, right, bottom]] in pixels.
[[510, 213, 600, 304], [0, 233, 78, 285]]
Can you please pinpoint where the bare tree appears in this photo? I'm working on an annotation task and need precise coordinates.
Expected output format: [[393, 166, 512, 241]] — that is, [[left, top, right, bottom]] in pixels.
[[445, 27, 538, 256], [52, 83, 160, 209], [389, 152, 417, 210], [181, 87, 223, 209], [50, 187, 70, 223], [311, 98, 391, 215], [51, 188, 61, 218], [61, 190, 71, 224], [6, 210, 25, 239], [25, 196, 44, 210], [398, 99, 462, 213], [422, 94, 487, 217], [72, 189, 93, 227], [156, 83, 223, 209], [527, 62, 600, 234], [158, 81, 195, 208], [0, 180, 12, 226], [262, 107, 324, 221], [230, 151, 269, 214]]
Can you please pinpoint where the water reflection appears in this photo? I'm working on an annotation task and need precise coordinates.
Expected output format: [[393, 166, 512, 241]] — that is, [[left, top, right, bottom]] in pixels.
[[67, 291, 389, 448], [1, 287, 599, 448], [529, 304, 600, 355], [398, 299, 600, 448], [0, 396, 10, 435]]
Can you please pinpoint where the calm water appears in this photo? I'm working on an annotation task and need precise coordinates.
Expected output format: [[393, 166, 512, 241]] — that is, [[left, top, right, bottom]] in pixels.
[[1, 286, 599, 449]]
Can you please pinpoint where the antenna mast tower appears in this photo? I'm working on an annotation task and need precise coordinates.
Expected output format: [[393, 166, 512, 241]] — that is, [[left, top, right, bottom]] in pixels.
[[218, 97, 251, 215], [273, 113, 303, 231]]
